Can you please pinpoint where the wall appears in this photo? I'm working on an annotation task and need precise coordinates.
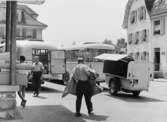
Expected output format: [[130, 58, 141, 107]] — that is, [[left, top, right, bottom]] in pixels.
[[127, 0, 152, 61], [151, 14, 167, 77]]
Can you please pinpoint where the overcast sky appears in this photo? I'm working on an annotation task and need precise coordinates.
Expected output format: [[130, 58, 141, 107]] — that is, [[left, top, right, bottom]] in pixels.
[[30, 0, 128, 48]]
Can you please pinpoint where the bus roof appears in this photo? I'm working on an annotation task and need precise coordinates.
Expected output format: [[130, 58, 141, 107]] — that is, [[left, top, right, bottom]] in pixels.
[[0, 40, 57, 50], [64, 43, 115, 50], [16, 40, 57, 50]]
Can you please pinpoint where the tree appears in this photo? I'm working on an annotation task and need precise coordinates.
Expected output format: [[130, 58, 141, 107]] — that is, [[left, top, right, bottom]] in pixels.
[[116, 38, 127, 54], [103, 39, 114, 45]]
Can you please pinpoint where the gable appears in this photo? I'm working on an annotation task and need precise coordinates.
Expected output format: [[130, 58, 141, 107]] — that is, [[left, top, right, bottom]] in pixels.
[[22, 10, 47, 28], [123, 0, 153, 29]]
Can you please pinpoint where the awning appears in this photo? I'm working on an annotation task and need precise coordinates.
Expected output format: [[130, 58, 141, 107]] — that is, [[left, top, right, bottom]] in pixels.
[[94, 53, 130, 61]]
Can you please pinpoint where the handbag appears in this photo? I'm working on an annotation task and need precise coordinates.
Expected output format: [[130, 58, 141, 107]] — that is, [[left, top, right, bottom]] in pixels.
[[92, 84, 103, 96], [90, 79, 103, 96]]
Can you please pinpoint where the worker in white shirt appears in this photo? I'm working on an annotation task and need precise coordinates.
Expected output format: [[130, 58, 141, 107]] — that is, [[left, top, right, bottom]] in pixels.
[[32, 56, 44, 97], [71, 57, 94, 117]]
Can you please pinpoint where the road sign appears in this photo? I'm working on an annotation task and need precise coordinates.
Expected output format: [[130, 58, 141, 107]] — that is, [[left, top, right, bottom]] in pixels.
[[1, 0, 45, 4]]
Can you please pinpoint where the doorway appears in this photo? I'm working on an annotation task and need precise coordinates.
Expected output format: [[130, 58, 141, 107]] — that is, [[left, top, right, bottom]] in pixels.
[[154, 48, 160, 71]]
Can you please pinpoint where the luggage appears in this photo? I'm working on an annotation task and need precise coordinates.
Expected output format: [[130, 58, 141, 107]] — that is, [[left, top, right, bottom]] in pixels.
[[62, 78, 103, 98]]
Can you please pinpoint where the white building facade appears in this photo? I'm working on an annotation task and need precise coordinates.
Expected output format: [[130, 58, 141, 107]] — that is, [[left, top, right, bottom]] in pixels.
[[0, 3, 47, 43], [123, 0, 167, 78]]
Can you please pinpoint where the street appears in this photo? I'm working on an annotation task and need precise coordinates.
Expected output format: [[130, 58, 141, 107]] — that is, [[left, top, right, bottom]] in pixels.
[[8, 81, 167, 122]]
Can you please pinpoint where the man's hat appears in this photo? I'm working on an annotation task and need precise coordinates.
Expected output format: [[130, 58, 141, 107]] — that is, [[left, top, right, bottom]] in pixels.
[[77, 57, 84, 61]]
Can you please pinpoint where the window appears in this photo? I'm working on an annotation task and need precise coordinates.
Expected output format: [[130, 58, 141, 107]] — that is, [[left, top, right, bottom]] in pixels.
[[141, 51, 149, 61], [135, 32, 139, 44], [138, 7, 146, 21], [153, 18, 165, 35], [135, 52, 140, 60], [142, 29, 148, 42], [26, 28, 33, 38], [153, 20, 161, 35], [33, 29, 37, 39], [16, 28, 21, 37], [130, 11, 137, 24], [128, 33, 133, 45], [0, 27, 4, 37]]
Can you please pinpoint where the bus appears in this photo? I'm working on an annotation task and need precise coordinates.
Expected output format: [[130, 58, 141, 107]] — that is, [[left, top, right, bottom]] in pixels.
[[64, 42, 115, 83], [0, 40, 69, 84]]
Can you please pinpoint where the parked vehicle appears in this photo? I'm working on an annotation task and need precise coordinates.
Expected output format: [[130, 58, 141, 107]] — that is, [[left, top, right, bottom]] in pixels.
[[64, 43, 115, 83], [0, 40, 70, 85], [95, 53, 154, 97]]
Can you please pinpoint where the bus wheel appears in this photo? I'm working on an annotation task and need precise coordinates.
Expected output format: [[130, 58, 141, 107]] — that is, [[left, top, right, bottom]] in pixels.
[[63, 71, 70, 85], [109, 79, 117, 95], [132, 91, 140, 97]]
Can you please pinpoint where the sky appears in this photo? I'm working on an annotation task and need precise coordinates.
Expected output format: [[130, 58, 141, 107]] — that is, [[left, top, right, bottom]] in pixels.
[[29, 0, 128, 48]]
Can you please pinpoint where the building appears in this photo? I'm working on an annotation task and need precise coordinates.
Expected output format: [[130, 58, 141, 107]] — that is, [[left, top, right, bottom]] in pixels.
[[0, 3, 47, 43], [123, 0, 167, 78]]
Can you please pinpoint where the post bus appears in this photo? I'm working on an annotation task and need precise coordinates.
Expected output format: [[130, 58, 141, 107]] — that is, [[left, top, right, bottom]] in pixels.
[[64, 42, 115, 83], [0, 40, 69, 84]]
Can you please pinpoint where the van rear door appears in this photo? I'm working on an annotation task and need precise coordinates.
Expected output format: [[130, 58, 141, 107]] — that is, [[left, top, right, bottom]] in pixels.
[[50, 50, 66, 74]]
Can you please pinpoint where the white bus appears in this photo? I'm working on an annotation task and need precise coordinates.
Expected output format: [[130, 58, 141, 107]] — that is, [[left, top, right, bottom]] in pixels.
[[64, 43, 115, 83], [0, 40, 69, 84]]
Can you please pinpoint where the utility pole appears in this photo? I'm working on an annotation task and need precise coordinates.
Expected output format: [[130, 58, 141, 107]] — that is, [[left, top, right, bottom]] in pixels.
[[10, 1, 17, 85], [5, 1, 11, 52], [6, 1, 17, 85]]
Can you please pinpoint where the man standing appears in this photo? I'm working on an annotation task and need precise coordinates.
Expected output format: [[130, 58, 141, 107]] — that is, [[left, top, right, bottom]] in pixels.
[[32, 56, 44, 97], [71, 57, 94, 117]]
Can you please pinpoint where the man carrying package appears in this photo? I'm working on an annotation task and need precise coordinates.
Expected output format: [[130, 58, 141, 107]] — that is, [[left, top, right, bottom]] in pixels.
[[62, 57, 102, 117]]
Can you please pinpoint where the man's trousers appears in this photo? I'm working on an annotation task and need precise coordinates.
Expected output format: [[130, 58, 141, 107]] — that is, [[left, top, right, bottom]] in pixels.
[[76, 81, 93, 114]]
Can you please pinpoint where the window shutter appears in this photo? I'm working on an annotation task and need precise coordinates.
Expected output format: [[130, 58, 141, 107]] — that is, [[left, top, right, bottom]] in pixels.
[[161, 17, 165, 35], [143, 7, 146, 20]]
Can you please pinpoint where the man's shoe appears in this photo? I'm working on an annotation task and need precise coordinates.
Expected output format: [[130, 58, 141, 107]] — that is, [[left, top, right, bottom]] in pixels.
[[88, 111, 94, 116], [75, 113, 82, 117], [21, 99, 27, 108]]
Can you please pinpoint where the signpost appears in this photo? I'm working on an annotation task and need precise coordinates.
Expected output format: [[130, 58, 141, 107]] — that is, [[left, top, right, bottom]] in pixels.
[[1, 0, 45, 5]]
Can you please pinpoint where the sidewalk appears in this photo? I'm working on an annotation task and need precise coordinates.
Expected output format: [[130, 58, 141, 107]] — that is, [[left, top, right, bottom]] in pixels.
[[154, 78, 167, 82], [4, 105, 87, 122]]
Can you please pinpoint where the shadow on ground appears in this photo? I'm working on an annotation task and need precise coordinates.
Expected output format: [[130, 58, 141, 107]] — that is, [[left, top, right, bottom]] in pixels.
[[26, 86, 62, 93], [105, 92, 164, 103], [4, 105, 108, 122]]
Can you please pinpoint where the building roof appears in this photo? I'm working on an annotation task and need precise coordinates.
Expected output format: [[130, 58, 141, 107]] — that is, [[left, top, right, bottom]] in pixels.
[[64, 43, 115, 51], [0, 3, 47, 28], [122, 0, 134, 29], [151, 0, 167, 16], [122, 0, 166, 29]]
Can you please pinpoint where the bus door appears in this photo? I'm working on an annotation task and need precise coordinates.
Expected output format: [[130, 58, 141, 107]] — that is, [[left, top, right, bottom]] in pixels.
[[32, 49, 49, 74], [50, 50, 66, 75]]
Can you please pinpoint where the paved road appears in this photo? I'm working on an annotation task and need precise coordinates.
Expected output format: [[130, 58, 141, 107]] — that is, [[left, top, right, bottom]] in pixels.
[[11, 81, 167, 122]]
